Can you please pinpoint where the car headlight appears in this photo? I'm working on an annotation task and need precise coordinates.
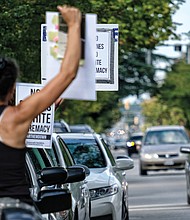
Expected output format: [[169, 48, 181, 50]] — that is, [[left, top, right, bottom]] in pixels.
[[90, 184, 119, 200], [127, 141, 135, 147], [141, 153, 159, 159]]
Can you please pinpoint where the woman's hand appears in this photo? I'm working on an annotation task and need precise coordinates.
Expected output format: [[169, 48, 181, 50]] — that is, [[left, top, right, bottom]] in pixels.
[[57, 5, 82, 28]]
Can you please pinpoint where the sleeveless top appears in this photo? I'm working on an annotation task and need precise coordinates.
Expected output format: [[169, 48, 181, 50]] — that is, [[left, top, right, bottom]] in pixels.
[[0, 105, 33, 205]]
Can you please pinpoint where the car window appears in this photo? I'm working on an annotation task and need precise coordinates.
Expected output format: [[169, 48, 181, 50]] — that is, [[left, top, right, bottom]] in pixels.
[[45, 143, 59, 166], [100, 138, 116, 166], [130, 135, 143, 141], [58, 137, 74, 167], [53, 123, 68, 133], [64, 138, 106, 168], [27, 148, 51, 174], [144, 130, 189, 145]]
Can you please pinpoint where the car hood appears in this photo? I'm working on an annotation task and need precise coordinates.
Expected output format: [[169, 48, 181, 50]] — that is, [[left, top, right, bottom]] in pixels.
[[141, 143, 190, 154], [86, 167, 112, 189]]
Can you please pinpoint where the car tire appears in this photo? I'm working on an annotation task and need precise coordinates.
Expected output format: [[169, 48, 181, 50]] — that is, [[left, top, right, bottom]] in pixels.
[[140, 165, 147, 176], [187, 194, 190, 205], [74, 207, 78, 220], [121, 195, 129, 220]]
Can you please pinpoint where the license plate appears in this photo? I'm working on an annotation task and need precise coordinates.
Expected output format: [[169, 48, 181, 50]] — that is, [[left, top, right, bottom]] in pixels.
[[164, 160, 174, 166]]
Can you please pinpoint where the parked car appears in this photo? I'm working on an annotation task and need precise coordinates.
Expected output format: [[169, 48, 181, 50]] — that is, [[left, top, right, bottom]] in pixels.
[[113, 137, 127, 149], [139, 125, 190, 175], [60, 132, 134, 220], [69, 124, 94, 133], [26, 151, 73, 219], [126, 132, 144, 156], [180, 146, 190, 204], [41, 133, 91, 220], [26, 146, 88, 219], [53, 119, 71, 133]]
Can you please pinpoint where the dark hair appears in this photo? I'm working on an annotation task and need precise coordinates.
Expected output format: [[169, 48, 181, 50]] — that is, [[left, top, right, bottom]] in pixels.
[[0, 57, 19, 101]]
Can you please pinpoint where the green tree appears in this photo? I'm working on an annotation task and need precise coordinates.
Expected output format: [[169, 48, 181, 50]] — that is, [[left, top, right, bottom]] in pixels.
[[55, 91, 121, 133], [159, 60, 190, 129], [0, 0, 185, 132], [141, 97, 186, 131]]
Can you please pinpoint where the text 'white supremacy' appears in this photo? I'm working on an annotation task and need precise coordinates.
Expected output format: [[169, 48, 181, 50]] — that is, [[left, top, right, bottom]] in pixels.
[[29, 124, 51, 133]]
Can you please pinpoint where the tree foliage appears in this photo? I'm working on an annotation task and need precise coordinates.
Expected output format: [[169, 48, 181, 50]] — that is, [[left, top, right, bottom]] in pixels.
[[141, 60, 190, 131], [141, 97, 186, 131], [160, 60, 190, 129], [0, 0, 186, 132], [55, 92, 121, 133]]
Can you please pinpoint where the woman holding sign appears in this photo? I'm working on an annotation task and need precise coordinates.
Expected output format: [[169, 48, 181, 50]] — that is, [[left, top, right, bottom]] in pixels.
[[0, 5, 81, 205]]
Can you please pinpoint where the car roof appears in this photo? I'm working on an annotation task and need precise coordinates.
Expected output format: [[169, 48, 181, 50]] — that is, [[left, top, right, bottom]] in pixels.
[[54, 120, 71, 133], [59, 132, 97, 139], [69, 124, 94, 133], [146, 125, 185, 132], [130, 132, 144, 137]]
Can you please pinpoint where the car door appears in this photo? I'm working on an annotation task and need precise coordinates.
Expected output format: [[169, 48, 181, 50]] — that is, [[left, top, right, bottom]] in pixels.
[[45, 134, 90, 220], [26, 148, 71, 220]]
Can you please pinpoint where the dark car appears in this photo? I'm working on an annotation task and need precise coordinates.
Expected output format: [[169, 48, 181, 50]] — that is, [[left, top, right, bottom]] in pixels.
[[180, 146, 190, 204], [43, 133, 91, 220], [126, 132, 143, 156], [26, 147, 87, 219]]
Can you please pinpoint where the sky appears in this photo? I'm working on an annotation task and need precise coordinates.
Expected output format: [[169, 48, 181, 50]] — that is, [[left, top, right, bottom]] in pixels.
[[155, 0, 190, 59]]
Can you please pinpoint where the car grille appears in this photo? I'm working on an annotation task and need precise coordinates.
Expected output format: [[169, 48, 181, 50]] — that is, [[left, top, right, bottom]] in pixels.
[[158, 153, 178, 158]]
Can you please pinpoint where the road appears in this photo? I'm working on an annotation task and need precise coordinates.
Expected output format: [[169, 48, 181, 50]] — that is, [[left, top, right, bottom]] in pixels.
[[111, 148, 190, 220]]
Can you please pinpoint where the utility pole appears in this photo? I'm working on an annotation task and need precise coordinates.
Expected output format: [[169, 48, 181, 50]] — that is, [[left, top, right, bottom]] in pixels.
[[186, 44, 190, 64], [146, 49, 152, 65]]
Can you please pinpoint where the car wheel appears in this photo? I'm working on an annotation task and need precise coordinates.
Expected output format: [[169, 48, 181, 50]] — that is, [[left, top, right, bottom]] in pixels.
[[140, 164, 147, 176], [187, 193, 190, 205], [74, 207, 78, 220], [121, 195, 129, 220]]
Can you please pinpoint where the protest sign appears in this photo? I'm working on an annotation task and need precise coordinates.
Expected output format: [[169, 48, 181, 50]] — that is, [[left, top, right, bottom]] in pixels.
[[16, 83, 54, 149], [96, 24, 119, 91], [41, 12, 97, 101]]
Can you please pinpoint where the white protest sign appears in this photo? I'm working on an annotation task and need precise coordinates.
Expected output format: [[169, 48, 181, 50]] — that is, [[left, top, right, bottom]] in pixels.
[[15, 83, 54, 149], [96, 32, 110, 80], [41, 24, 48, 85], [96, 24, 119, 91], [42, 12, 97, 101]]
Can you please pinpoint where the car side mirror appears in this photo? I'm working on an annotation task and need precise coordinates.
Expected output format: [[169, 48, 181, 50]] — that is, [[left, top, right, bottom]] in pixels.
[[71, 164, 90, 176], [35, 188, 71, 214], [39, 167, 68, 185], [66, 166, 86, 183], [115, 157, 134, 170]]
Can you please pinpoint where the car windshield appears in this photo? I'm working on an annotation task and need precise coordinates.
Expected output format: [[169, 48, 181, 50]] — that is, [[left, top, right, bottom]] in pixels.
[[130, 135, 143, 141], [144, 129, 189, 145], [63, 138, 106, 168]]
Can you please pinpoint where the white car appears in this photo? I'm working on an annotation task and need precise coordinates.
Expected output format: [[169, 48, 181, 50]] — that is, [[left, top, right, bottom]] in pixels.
[[60, 133, 134, 220]]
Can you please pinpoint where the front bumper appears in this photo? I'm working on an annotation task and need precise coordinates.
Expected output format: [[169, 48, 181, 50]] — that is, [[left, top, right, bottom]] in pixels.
[[140, 158, 186, 171], [90, 192, 123, 220]]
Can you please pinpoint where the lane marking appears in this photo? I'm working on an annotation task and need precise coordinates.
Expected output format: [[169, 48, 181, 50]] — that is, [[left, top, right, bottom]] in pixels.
[[129, 203, 189, 211]]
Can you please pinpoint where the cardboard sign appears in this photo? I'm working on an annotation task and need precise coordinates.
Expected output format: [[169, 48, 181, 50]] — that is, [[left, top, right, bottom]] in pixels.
[[96, 24, 119, 91], [16, 83, 54, 149], [42, 12, 97, 101]]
